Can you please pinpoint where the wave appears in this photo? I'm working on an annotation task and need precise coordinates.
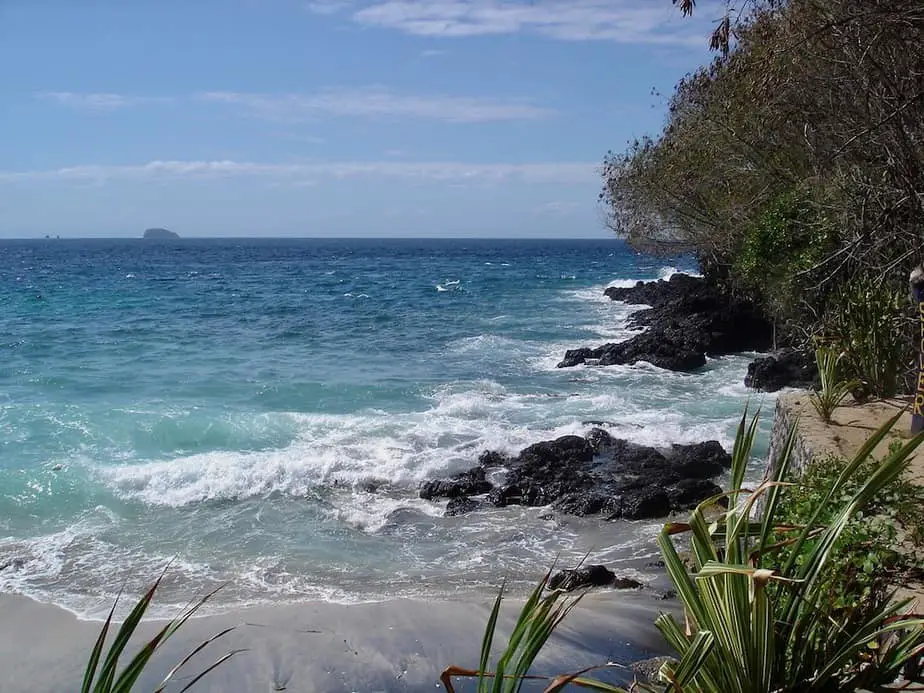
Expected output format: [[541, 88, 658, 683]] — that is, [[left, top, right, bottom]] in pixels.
[[435, 279, 461, 292]]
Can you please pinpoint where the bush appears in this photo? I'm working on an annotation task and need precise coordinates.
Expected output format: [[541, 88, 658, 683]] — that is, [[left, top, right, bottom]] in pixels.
[[823, 278, 911, 399], [734, 189, 835, 321], [774, 450, 924, 615]]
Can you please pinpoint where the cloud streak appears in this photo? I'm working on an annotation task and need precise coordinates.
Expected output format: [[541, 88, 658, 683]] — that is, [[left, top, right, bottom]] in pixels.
[[310, 0, 717, 44], [37, 88, 552, 123], [36, 92, 174, 110], [0, 159, 597, 185], [197, 88, 551, 122]]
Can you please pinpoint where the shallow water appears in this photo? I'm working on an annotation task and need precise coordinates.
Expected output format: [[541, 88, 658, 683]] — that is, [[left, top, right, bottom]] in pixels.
[[0, 238, 774, 616]]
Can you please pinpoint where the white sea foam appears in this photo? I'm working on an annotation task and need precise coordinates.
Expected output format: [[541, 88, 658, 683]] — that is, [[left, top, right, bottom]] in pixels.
[[435, 279, 461, 292]]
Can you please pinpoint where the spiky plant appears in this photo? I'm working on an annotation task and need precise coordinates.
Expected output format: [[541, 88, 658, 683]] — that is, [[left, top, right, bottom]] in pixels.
[[654, 407, 924, 692], [440, 570, 634, 693], [82, 571, 242, 693], [809, 346, 857, 423]]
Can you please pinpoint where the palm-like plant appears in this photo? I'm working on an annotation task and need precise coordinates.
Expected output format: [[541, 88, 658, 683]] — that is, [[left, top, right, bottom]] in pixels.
[[440, 569, 634, 693], [82, 571, 241, 693], [654, 408, 924, 692], [809, 346, 857, 423]]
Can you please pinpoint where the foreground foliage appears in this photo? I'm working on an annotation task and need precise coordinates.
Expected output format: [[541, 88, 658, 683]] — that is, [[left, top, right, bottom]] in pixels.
[[654, 409, 924, 692], [455, 408, 924, 692], [82, 573, 240, 693]]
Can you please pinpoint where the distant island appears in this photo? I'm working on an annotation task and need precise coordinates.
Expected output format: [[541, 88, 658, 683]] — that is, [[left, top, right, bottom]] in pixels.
[[143, 228, 179, 239]]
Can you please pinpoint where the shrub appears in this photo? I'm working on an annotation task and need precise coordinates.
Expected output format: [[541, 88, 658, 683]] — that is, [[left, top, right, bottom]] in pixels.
[[823, 278, 910, 399], [808, 346, 856, 423]]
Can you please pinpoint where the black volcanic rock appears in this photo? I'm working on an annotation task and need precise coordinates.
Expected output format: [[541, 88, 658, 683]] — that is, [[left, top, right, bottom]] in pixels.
[[745, 350, 817, 392], [612, 576, 644, 590], [143, 228, 179, 239], [559, 274, 771, 372], [549, 565, 615, 591], [445, 497, 482, 516], [419, 467, 492, 500], [667, 441, 732, 479], [420, 427, 731, 521]]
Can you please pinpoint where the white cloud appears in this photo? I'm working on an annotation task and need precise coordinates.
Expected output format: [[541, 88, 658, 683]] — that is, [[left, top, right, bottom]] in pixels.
[[36, 92, 174, 111], [306, 0, 353, 14], [319, 0, 717, 44], [0, 159, 597, 185], [197, 87, 551, 122]]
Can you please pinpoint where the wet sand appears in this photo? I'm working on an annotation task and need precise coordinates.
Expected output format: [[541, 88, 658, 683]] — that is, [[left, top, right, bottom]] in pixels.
[[0, 590, 677, 692]]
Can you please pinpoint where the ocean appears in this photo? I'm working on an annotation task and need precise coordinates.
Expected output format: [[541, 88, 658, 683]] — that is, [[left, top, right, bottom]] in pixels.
[[0, 238, 770, 617]]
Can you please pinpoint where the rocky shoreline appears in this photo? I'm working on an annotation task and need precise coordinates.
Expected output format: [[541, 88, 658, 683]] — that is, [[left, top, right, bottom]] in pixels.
[[416, 272, 819, 599], [557, 273, 772, 371]]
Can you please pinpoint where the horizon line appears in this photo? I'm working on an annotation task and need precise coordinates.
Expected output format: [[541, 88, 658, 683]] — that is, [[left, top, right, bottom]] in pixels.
[[0, 234, 621, 241]]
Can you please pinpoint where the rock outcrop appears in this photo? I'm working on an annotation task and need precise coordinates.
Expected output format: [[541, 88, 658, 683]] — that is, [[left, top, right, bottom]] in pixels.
[[745, 349, 817, 392], [558, 274, 772, 372], [423, 428, 730, 521]]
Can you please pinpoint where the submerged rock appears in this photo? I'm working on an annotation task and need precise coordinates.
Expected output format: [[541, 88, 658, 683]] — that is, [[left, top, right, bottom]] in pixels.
[[559, 274, 771, 372], [745, 349, 817, 392]]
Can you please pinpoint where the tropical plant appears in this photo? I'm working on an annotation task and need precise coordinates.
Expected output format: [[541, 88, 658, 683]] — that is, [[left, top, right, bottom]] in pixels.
[[653, 408, 924, 691], [456, 408, 924, 692], [776, 451, 924, 616], [824, 278, 911, 399], [808, 346, 856, 422], [439, 570, 626, 693], [82, 571, 241, 693]]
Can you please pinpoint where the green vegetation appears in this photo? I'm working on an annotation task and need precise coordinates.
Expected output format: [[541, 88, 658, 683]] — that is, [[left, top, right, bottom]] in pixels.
[[439, 571, 599, 693], [603, 0, 922, 395], [809, 347, 856, 422], [776, 449, 924, 616], [455, 409, 924, 692], [823, 279, 910, 400], [81, 573, 239, 693]]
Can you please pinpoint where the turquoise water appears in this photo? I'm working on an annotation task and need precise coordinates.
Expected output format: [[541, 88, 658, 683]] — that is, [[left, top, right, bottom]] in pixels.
[[0, 238, 770, 616]]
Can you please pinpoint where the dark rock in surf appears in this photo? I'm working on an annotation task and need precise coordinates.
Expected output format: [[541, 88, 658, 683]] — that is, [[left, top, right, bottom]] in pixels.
[[745, 349, 817, 392], [667, 441, 732, 479], [444, 497, 482, 516], [612, 576, 644, 590], [421, 428, 731, 521], [549, 565, 615, 591], [478, 450, 509, 468], [418, 467, 492, 500], [558, 273, 771, 372]]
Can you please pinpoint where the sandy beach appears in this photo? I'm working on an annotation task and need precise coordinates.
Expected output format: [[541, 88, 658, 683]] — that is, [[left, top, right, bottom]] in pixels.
[[0, 590, 676, 692]]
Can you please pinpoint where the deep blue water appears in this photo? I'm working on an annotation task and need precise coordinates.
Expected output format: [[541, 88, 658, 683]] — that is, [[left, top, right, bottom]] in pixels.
[[0, 238, 767, 616]]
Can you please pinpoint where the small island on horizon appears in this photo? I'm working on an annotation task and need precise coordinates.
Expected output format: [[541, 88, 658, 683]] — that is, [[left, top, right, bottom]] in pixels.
[[143, 228, 179, 239]]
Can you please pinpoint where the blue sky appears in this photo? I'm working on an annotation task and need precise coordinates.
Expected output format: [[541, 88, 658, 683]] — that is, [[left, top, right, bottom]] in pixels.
[[0, 0, 718, 238]]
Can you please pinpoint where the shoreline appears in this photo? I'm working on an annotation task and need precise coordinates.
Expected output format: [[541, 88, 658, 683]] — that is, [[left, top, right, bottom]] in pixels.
[[0, 590, 677, 692]]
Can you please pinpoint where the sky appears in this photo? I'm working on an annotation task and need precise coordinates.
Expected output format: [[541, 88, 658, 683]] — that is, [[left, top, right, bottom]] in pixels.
[[0, 0, 719, 238]]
